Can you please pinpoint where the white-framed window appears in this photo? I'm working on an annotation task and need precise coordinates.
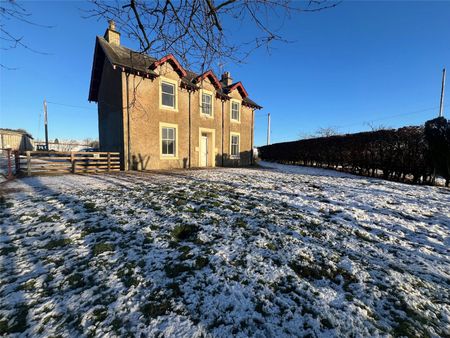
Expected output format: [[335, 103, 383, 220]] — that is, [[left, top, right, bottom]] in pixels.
[[230, 133, 240, 158], [161, 125, 177, 157], [202, 92, 213, 116], [160, 79, 177, 110], [231, 100, 240, 122]]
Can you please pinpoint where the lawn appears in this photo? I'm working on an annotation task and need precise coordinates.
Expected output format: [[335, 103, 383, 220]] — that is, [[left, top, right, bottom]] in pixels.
[[1, 162, 449, 337]]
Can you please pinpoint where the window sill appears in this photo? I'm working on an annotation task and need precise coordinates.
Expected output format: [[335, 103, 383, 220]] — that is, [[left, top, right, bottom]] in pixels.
[[160, 155, 179, 160], [201, 113, 214, 119], [230, 119, 240, 124], [160, 105, 178, 112], [230, 155, 240, 160]]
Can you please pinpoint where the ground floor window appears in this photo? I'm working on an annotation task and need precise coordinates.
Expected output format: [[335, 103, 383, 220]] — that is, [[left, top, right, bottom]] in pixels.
[[161, 126, 176, 156], [231, 133, 240, 158]]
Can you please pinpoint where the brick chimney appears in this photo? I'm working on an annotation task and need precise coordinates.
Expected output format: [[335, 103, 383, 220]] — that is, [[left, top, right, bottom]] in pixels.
[[221, 71, 233, 86], [104, 20, 120, 45]]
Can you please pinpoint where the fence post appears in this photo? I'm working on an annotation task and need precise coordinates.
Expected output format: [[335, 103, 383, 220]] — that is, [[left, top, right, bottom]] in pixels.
[[107, 152, 111, 173], [26, 151, 31, 176], [6, 148, 13, 179], [71, 152, 75, 174], [14, 151, 20, 173]]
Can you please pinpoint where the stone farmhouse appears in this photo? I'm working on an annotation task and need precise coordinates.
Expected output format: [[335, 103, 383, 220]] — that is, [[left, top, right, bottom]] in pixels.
[[88, 21, 262, 170]]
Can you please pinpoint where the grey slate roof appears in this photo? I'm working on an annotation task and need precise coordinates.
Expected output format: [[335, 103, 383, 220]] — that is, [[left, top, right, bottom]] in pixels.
[[89, 36, 262, 109]]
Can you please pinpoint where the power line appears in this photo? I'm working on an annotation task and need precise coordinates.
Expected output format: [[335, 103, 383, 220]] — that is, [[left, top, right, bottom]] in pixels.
[[46, 101, 97, 110]]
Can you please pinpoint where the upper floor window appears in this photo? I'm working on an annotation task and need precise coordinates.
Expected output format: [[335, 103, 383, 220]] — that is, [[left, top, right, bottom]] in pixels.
[[162, 126, 176, 156], [231, 101, 240, 122], [161, 81, 176, 108], [202, 92, 213, 116], [231, 134, 240, 158]]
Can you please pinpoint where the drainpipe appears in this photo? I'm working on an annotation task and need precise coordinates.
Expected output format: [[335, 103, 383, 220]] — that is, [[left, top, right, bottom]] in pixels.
[[125, 72, 131, 171], [251, 108, 254, 165], [221, 99, 224, 166], [188, 90, 192, 168]]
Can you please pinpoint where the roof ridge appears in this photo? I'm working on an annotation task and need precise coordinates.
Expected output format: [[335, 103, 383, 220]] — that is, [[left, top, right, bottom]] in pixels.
[[91, 37, 261, 108]]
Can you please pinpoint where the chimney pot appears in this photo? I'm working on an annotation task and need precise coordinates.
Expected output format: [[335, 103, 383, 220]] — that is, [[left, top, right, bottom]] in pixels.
[[108, 20, 116, 31], [104, 20, 120, 45], [221, 71, 233, 86]]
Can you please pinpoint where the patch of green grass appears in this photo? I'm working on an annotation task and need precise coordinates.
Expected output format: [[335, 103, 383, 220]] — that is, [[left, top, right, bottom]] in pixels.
[[0, 196, 14, 209], [195, 256, 209, 269], [0, 245, 18, 255], [143, 235, 154, 244], [83, 202, 97, 212], [178, 245, 192, 260], [67, 273, 85, 289], [265, 242, 277, 251], [0, 320, 8, 334], [141, 300, 172, 318], [165, 263, 192, 278], [234, 218, 247, 229], [44, 238, 72, 250], [255, 302, 265, 315], [1, 304, 28, 334], [355, 230, 377, 243], [392, 318, 417, 337], [150, 203, 161, 211], [184, 206, 196, 213], [92, 307, 108, 323], [166, 282, 183, 297], [174, 199, 186, 207], [17, 280, 36, 291], [80, 226, 107, 238], [38, 214, 61, 223], [92, 243, 114, 256], [117, 263, 139, 288], [111, 317, 122, 333], [321, 317, 334, 329], [171, 224, 199, 242]]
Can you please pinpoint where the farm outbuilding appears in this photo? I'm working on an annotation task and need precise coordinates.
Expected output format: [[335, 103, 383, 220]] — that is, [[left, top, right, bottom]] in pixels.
[[0, 129, 34, 153]]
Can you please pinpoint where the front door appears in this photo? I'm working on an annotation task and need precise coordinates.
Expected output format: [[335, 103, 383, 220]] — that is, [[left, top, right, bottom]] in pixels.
[[200, 134, 208, 167]]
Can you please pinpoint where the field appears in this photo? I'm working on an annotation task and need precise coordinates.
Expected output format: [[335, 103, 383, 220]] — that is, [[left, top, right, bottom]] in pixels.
[[1, 162, 449, 337]]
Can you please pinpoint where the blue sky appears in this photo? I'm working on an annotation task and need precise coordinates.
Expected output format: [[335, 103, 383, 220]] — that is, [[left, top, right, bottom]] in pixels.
[[1, 1, 449, 146]]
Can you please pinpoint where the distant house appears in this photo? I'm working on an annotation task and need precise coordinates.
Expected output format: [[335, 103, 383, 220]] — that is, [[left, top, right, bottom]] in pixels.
[[88, 21, 262, 170], [0, 129, 34, 153]]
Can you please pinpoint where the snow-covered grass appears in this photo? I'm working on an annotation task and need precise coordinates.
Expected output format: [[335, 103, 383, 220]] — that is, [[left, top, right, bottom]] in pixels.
[[1, 163, 449, 337]]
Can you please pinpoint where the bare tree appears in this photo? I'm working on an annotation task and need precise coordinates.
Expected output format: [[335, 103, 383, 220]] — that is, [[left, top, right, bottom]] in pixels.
[[315, 127, 339, 137], [86, 0, 339, 72], [0, 0, 52, 69], [365, 122, 392, 131]]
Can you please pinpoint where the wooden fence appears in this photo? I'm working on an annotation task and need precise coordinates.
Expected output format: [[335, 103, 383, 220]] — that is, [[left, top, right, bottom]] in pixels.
[[19, 151, 121, 176]]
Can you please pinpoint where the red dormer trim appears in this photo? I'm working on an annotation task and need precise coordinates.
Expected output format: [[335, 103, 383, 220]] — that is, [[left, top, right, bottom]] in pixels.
[[150, 54, 187, 77], [193, 70, 222, 89], [227, 82, 248, 98]]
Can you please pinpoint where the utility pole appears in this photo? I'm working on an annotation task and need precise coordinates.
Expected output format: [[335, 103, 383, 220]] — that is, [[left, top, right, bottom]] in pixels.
[[439, 68, 446, 117], [44, 99, 49, 151], [267, 112, 271, 145]]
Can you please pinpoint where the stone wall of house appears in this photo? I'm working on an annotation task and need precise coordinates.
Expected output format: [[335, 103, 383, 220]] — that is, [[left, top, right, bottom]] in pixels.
[[120, 62, 255, 170], [98, 61, 125, 168]]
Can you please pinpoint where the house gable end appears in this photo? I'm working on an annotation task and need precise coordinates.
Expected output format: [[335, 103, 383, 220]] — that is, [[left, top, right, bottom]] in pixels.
[[193, 70, 222, 90], [88, 37, 106, 102], [150, 54, 187, 78], [226, 82, 249, 99]]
